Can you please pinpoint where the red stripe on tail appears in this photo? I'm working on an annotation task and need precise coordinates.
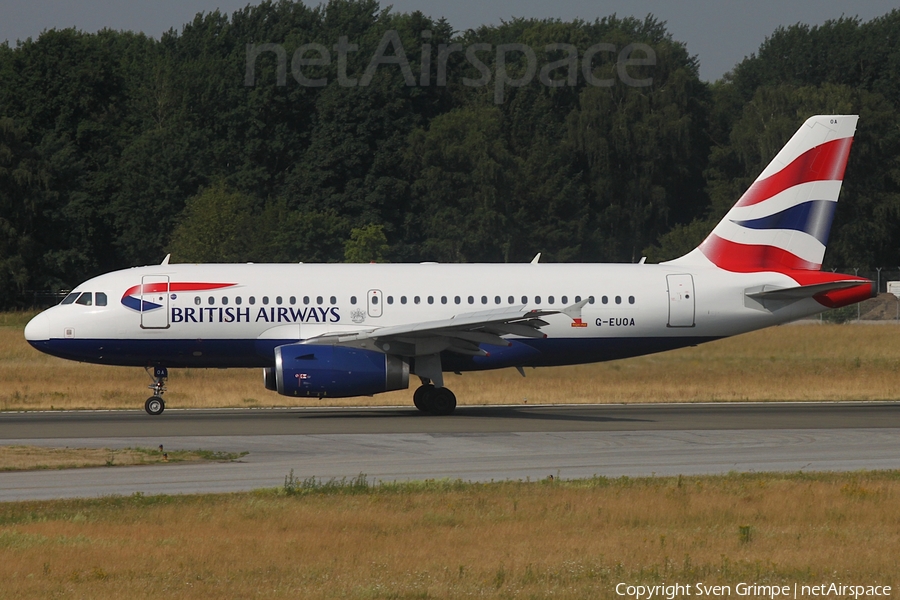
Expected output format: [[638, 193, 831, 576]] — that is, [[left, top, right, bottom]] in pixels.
[[735, 137, 853, 208], [698, 234, 820, 272]]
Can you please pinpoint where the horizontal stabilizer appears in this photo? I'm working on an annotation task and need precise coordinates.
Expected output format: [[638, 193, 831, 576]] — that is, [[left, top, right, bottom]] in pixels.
[[746, 280, 868, 301]]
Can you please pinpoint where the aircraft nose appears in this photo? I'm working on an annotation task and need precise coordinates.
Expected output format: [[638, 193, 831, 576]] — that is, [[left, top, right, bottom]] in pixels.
[[24, 312, 50, 343]]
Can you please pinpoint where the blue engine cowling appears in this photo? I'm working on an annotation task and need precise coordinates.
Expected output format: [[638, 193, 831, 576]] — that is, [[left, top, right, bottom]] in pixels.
[[273, 344, 409, 397]]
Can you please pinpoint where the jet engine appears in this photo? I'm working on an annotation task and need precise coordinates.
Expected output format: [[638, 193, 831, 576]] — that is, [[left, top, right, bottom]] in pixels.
[[271, 344, 409, 397]]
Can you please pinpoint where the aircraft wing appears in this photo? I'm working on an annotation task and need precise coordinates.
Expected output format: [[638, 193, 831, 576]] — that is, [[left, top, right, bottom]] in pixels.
[[301, 299, 589, 358]]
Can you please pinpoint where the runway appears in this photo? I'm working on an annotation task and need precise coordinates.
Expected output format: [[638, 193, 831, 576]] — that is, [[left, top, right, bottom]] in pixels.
[[1, 402, 899, 501]]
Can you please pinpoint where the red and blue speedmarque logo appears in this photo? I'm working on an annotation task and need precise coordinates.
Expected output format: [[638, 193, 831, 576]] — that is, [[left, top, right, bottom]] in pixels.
[[121, 282, 236, 312]]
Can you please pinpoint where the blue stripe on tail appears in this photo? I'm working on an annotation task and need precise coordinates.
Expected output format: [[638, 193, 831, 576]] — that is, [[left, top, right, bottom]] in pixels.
[[731, 200, 837, 245]]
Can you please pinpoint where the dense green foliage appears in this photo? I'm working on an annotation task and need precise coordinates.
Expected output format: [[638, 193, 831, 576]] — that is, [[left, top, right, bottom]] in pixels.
[[1, 1, 898, 308]]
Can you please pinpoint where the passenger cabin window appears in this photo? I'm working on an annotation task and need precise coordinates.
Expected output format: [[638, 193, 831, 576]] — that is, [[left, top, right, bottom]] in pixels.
[[236, 297, 242, 305], [441, 296, 447, 304], [289, 296, 296, 305], [303, 296, 309, 305], [615, 296, 622, 304], [467, 296, 474, 304], [601, 296, 608, 304], [561, 295, 568, 304], [249, 297, 256, 305], [629, 296, 635, 304], [61, 292, 79, 305], [400, 296, 407, 305], [350, 296, 357, 305], [276, 296, 282, 305], [222, 297, 229, 305], [495, 296, 501, 304], [194, 296, 201, 305], [454, 296, 461, 304], [96, 292, 107, 306], [387, 296, 394, 305], [481, 296, 487, 304], [208, 296, 215, 305], [316, 296, 323, 305], [521, 295, 527, 304], [414, 296, 421, 304], [262, 296, 269, 305], [548, 296, 555, 305], [427, 296, 434, 304], [330, 296, 336, 305], [508, 296, 514, 304], [75, 292, 93, 306]]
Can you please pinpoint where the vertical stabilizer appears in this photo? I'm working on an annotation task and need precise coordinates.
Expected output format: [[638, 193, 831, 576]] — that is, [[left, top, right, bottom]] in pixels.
[[671, 115, 858, 273]]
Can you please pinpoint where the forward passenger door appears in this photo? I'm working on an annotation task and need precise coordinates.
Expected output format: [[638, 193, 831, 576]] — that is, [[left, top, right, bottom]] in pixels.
[[140, 275, 170, 329]]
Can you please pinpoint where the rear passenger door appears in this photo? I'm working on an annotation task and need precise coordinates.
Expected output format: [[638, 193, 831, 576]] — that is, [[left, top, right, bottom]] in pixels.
[[666, 274, 695, 327]]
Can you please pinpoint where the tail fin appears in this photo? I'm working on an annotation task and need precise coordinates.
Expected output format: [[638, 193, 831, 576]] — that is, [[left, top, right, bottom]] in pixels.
[[673, 115, 858, 273]]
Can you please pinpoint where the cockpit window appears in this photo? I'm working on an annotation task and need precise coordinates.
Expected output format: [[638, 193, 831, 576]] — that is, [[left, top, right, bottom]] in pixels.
[[96, 292, 108, 306], [60, 292, 79, 305], [75, 292, 93, 306]]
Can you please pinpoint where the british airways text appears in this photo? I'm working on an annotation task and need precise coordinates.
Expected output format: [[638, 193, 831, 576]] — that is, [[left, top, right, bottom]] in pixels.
[[171, 306, 341, 324]]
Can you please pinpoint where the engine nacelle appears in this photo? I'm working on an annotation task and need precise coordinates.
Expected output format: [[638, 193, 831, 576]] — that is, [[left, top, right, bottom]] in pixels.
[[263, 367, 277, 391], [273, 344, 409, 398]]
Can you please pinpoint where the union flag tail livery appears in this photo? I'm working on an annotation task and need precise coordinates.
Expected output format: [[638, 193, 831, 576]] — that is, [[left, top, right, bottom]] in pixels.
[[670, 115, 871, 308], [24, 115, 875, 416]]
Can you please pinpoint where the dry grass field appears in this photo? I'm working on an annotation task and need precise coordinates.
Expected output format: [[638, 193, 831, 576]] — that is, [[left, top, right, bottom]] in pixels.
[[2, 311, 900, 411], [0, 446, 246, 471], [1, 471, 898, 598]]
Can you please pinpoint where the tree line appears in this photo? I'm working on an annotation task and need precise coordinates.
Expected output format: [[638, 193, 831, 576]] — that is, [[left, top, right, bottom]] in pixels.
[[1, 0, 899, 308]]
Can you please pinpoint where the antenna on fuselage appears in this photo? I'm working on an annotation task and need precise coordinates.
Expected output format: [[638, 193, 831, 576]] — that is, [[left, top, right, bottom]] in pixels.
[[160, 254, 171, 265], [530, 253, 541, 264]]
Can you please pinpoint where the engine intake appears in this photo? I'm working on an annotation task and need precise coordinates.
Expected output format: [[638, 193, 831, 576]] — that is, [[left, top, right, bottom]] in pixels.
[[274, 344, 409, 397]]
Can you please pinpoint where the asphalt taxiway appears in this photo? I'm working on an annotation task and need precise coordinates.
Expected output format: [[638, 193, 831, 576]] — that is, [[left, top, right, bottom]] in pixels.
[[1, 403, 898, 501]]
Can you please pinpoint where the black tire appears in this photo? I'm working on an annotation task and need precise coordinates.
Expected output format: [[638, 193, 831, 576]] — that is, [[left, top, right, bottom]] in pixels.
[[145, 396, 165, 416], [413, 384, 434, 412], [429, 387, 457, 416]]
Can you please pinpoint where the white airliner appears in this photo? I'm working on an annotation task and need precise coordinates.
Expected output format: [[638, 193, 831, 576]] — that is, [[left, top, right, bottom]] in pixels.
[[25, 115, 874, 415]]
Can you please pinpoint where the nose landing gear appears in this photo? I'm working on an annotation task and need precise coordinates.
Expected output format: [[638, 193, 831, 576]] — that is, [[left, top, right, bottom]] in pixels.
[[144, 366, 168, 415]]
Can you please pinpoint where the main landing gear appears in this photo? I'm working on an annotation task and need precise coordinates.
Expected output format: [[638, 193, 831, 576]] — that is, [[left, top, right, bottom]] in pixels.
[[144, 366, 168, 416], [413, 380, 457, 416]]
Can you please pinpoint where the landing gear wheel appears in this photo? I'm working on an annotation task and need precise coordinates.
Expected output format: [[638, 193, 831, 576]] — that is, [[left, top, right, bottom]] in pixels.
[[144, 366, 168, 415], [145, 396, 165, 416], [412, 384, 456, 415], [429, 387, 457, 416], [413, 384, 434, 412]]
